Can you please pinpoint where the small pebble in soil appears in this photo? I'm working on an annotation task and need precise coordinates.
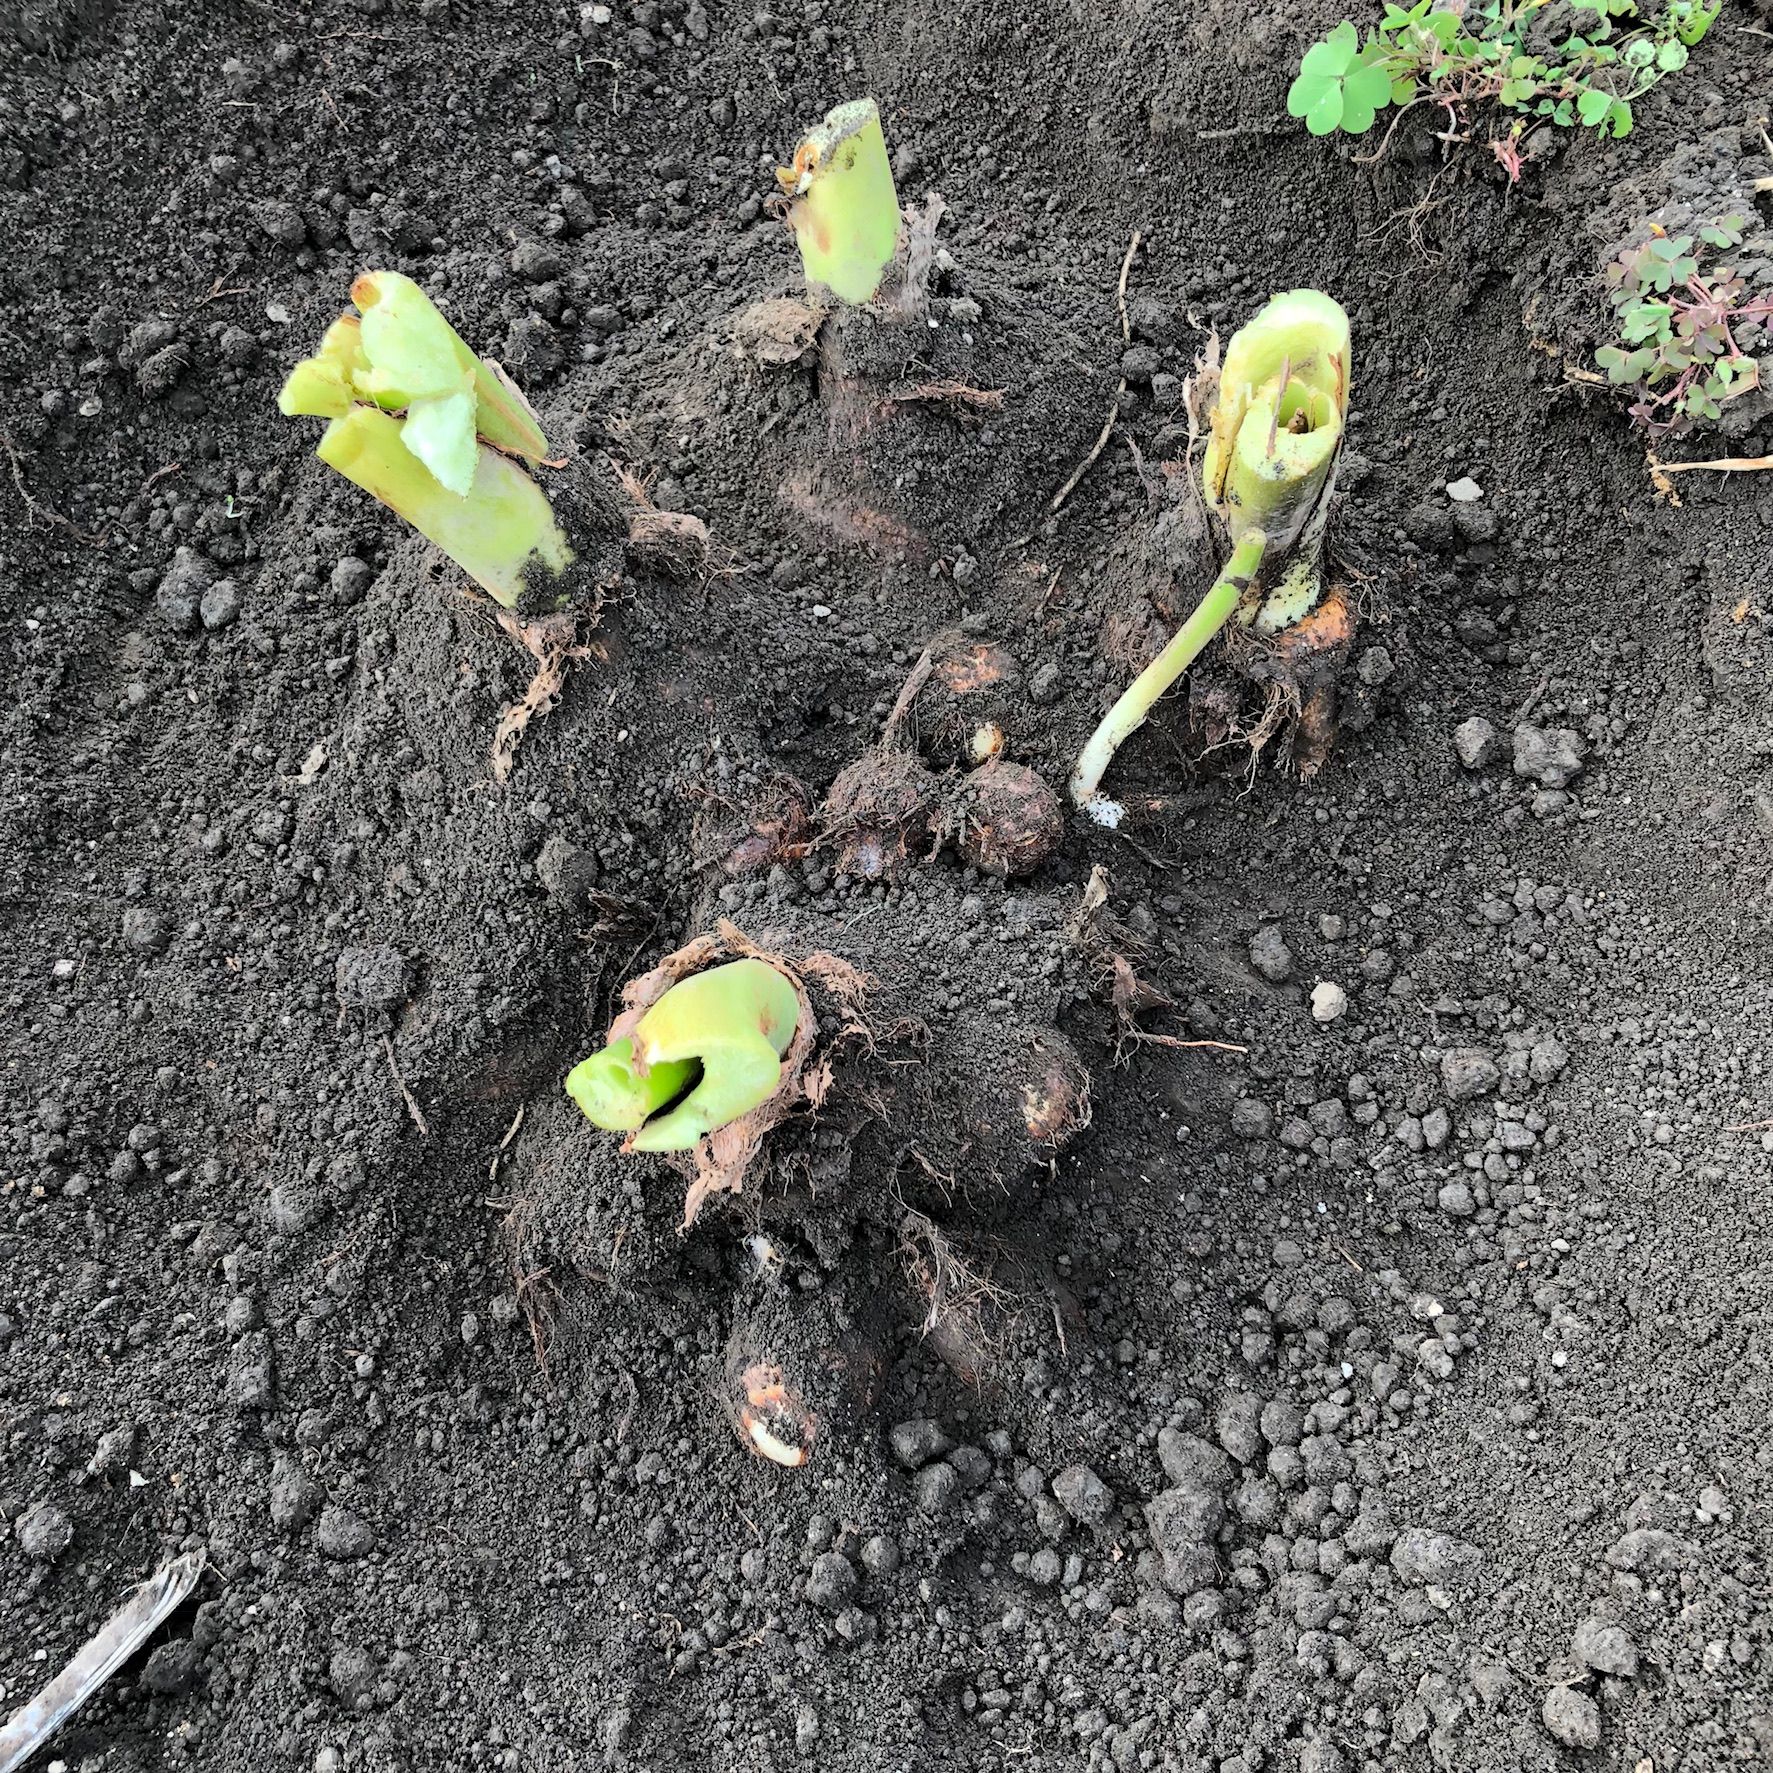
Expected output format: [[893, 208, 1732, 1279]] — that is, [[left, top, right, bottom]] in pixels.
[[200, 579, 240, 630], [331, 557, 374, 603], [155, 545, 212, 633], [1542, 1685, 1603, 1750], [804, 1550, 858, 1611], [140, 1639, 202, 1695], [914, 1462, 961, 1513], [889, 1418, 952, 1469], [334, 945, 411, 1011], [1355, 645, 1393, 686], [859, 1534, 900, 1575], [1230, 1098, 1273, 1140], [86, 1424, 137, 1479], [535, 833, 600, 912], [14, 1499, 74, 1560], [1513, 724, 1586, 789], [1453, 716, 1498, 769], [1249, 925, 1293, 983], [1309, 981, 1347, 1023], [1441, 1047, 1499, 1101], [1437, 1180, 1476, 1218], [1390, 1526, 1480, 1586], [121, 905, 171, 955], [1052, 1464, 1113, 1527], [316, 1505, 375, 1560], [270, 1455, 320, 1534], [1572, 1615, 1638, 1677]]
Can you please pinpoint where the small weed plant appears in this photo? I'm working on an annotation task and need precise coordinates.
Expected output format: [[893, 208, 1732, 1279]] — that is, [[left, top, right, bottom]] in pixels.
[[1598, 219, 1773, 433], [1289, 0, 1720, 175]]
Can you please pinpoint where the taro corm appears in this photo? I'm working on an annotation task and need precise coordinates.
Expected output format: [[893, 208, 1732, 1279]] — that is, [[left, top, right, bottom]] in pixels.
[[278, 271, 570, 610], [1069, 289, 1353, 822], [775, 98, 902, 306], [566, 959, 800, 1152]]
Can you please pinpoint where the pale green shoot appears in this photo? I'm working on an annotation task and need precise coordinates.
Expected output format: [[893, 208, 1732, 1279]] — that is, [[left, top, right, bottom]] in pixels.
[[566, 959, 800, 1153], [775, 99, 901, 306]]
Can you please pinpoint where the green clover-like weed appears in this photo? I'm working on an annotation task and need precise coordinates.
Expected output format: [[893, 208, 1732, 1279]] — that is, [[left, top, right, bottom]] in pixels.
[[1596, 218, 1773, 433], [1287, 21, 1396, 136]]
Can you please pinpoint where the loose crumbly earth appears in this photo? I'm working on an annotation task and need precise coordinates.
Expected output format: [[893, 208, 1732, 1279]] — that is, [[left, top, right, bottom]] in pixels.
[[4, 3, 1773, 1771]]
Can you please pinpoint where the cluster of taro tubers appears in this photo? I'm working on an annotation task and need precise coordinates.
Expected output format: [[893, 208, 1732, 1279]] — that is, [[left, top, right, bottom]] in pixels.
[[278, 100, 1372, 1472]]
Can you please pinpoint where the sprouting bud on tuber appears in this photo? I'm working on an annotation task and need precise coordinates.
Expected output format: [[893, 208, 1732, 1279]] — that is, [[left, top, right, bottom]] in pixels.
[[1071, 289, 1353, 817], [566, 958, 800, 1152]]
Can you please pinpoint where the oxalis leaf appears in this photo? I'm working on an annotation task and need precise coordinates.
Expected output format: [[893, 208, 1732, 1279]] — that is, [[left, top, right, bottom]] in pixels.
[[1575, 86, 1613, 126], [1304, 85, 1347, 134], [1287, 73, 1340, 131], [1340, 61, 1395, 132], [1301, 21, 1360, 77]]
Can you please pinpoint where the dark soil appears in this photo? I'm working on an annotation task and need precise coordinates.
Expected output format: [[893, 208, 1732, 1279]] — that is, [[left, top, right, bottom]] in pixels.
[[5, 3, 1773, 1771]]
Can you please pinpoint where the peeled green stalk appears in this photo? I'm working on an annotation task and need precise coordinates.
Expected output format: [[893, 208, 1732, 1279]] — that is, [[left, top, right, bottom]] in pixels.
[[1069, 290, 1351, 820], [317, 406, 572, 610], [565, 1038, 698, 1132], [1203, 288, 1349, 522], [279, 271, 571, 610], [776, 98, 901, 305], [351, 272, 550, 481], [566, 959, 800, 1153], [279, 273, 550, 495], [1067, 533, 1268, 823], [277, 314, 368, 420]]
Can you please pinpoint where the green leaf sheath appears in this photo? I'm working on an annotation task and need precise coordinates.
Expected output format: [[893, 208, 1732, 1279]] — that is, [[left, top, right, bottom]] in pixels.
[[565, 1040, 699, 1131], [316, 407, 571, 610], [566, 960, 801, 1152], [277, 272, 566, 606], [778, 99, 901, 306], [1067, 532, 1269, 820]]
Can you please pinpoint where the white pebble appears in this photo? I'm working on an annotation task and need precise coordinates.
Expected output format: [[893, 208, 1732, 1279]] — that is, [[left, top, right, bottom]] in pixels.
[[1310, 980, 1348, 1024]]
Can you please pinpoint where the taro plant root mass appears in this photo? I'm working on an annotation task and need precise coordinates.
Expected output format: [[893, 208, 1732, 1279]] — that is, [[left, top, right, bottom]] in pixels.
[[1070, 289, 1353, 820]]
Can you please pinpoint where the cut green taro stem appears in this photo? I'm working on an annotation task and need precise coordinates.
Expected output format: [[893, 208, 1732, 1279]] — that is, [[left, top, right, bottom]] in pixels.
[[564, 1038, 698, 1133], [1067, 532, 1268, 821], [317, 407, 572, 611], [566, 958, 800, 1153], [776, 98, 901, 305], [1069, 289, 1351, 823], [280, 272, 550, 492], [279, 271, 569, 610]]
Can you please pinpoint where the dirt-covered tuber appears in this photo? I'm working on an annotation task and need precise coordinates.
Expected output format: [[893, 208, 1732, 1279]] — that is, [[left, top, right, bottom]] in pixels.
[[822, 749, 939, 881], [725, 1282, 883, 1468], [695, 777, 814, 879], [953, 760, 1064, 879], [905, 630, 1023, 767]]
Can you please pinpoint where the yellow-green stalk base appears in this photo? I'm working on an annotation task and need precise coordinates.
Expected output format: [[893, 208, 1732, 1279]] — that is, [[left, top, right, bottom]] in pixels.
[[777, 99, 901, 306]]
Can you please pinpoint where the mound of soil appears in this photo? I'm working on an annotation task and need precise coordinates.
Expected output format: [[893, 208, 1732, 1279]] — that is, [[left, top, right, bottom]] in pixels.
[[4, 2, 1773, 1771]]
